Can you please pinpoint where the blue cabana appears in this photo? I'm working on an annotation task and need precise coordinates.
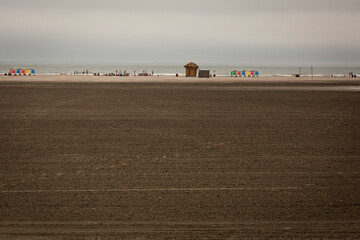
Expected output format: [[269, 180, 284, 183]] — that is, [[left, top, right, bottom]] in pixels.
[[31, 69, 35, 75], [16, 69, 21, 75]]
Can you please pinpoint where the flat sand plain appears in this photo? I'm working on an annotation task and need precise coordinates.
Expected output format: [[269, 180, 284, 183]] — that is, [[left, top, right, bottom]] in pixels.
[[0, 74, 359, 83], [1, 76, 360, 239]]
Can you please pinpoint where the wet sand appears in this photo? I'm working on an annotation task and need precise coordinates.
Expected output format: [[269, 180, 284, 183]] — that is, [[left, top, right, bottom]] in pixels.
[[1, 77, 360, 239]]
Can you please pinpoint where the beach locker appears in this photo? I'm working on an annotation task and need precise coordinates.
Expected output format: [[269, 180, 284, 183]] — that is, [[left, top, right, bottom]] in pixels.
[[198, 70, 210, 78], [237, 71, 241, 76], [16, 69, 21, 75], [241, 70, 246, 76], [31, 69, 35, 75], [21, 69, 26, 75], [26, 69, 31, 75], [255, 71, 259, 76], [245, 70, 251, 76], [10, 69, 16, 75], [251, 70, 255, 76], [231, 70, 237, 76]]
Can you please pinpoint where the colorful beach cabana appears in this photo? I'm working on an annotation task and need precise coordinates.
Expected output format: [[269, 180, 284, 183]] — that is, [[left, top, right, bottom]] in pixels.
[[10, 69, 16, 75], [16, 69, 21, 75], [21, 69, 26, 75], [31, 69, 35, 75], [231, 70, 245, 77], [233, 69, 259, 77]]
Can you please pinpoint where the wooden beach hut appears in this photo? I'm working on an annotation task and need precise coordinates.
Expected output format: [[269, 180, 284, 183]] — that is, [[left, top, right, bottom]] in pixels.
[[184, 62, 199, 77], [231, 70, 237, 76], [16, 69, 21, 75], [241, 70, 246, 77], [31, 69, 36, 75], [10, 69, 16, 75], [26, 69, 31, 75], [21, 69, 26, 75]]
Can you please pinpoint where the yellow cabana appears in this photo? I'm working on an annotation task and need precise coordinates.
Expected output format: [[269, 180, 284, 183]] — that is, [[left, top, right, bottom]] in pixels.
[[26, 69, 31, 75], [245, 70, 251, 76]]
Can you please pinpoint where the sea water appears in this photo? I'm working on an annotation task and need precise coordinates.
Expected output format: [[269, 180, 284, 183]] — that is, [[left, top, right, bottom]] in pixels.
[[0, 62, 359, 77]]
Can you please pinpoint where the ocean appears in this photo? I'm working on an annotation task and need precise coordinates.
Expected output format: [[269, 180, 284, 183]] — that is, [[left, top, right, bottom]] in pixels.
[[0, 62, 359, 77]]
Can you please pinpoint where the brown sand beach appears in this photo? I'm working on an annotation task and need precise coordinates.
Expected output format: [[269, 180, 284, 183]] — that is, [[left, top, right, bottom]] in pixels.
[[0, 76, 360, 239], [0, 74, 359, 83]]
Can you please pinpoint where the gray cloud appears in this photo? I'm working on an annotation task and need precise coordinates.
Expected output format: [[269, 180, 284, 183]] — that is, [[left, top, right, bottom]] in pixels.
[[0, 0, 359, 65]]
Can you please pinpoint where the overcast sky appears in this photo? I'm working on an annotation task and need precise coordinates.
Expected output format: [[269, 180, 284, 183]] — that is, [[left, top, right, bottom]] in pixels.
[[1, 0, 360, 66]]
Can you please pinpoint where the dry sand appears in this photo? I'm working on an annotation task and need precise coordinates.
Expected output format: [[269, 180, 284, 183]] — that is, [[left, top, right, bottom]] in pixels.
[[0, 76, 360, 239], [0, 74, 359, 83]]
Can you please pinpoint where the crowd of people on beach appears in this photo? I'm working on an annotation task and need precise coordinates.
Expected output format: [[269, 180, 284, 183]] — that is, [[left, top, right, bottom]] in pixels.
[[100, 71, 130, 76], [73, 69, 89, 75], [70, 69, 156, 77]]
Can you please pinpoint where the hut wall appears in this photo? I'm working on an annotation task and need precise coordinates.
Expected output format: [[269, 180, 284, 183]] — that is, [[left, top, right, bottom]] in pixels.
[[186, 68, 197, 77], [198, 70, 210, 78]]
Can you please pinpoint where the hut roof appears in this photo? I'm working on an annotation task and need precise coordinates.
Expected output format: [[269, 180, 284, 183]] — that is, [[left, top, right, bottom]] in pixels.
[[184, 62, 199, 68]]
